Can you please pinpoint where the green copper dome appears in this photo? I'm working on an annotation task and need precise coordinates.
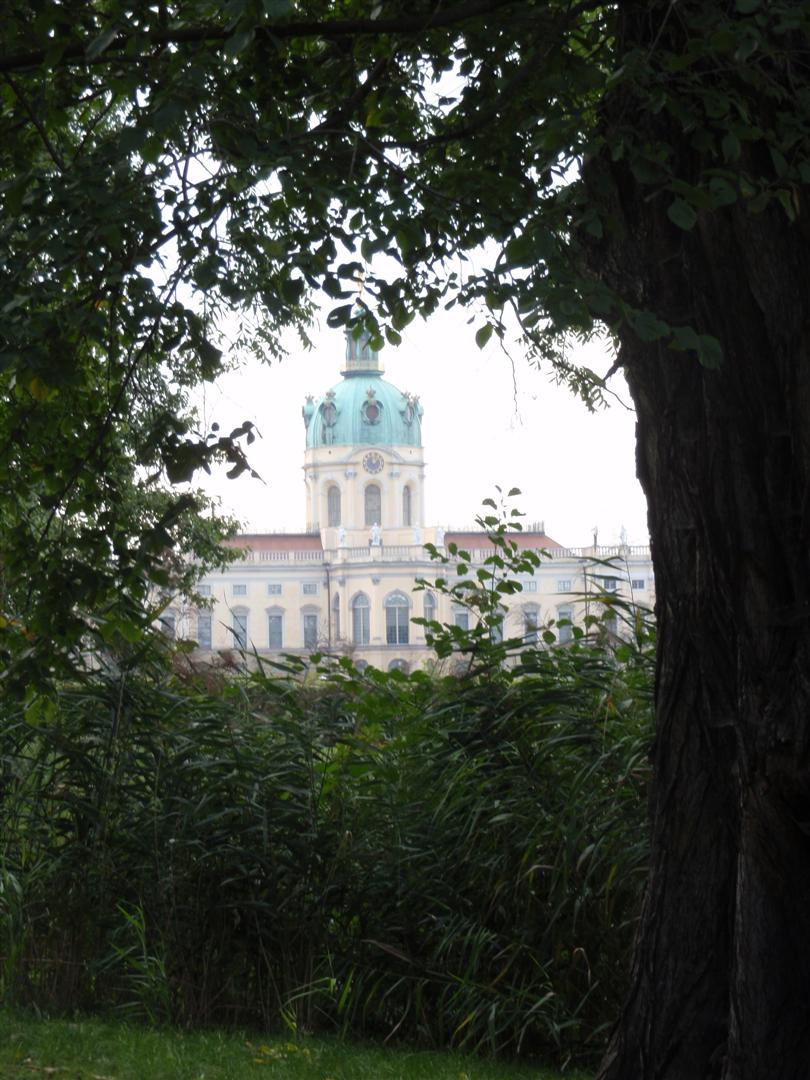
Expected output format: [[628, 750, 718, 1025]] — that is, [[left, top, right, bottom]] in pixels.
[[303, 325, 423, 449]]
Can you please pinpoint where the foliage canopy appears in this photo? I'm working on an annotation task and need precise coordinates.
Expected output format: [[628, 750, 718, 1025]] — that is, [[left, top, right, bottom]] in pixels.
[[3, 0, 807, 684]]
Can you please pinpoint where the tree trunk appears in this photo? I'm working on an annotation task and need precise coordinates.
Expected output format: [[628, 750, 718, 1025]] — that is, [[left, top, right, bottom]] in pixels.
[[587, 9, 810, 1077]]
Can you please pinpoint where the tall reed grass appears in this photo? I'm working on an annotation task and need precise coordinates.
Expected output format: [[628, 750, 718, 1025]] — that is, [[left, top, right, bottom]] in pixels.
[[0, 611, 651, 1066]]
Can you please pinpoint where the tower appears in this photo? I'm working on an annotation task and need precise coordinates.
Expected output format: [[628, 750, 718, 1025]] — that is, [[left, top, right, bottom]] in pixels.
[[301, 309, 425, 549]]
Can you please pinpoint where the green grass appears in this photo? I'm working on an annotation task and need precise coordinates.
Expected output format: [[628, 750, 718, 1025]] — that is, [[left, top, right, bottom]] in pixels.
[[0, 1013, 590, 1080]]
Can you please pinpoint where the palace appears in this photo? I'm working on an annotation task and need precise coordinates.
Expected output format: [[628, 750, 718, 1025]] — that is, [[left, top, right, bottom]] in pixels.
[[172, 319, 655, 670]]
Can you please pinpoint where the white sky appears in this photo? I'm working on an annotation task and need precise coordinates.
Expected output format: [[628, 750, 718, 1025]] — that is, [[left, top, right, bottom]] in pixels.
[[191, 304, 649, 548]]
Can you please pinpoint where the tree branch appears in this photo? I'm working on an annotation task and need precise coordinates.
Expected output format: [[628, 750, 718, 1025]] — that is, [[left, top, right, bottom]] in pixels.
[[1, 72, 66, 170], [0, 0, 516, 74]]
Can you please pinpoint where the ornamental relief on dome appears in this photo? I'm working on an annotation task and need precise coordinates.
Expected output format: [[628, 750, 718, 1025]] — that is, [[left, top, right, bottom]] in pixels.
[[400, 391, 421, 426], [319, 391, 339, 444], [362, 386, 382, 425]]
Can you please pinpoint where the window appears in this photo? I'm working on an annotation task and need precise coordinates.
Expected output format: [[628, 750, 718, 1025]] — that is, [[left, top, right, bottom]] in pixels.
[[354, 659, 368, 673], [388, 658, 409, 673], [557, 580, 572, 593], [453, 610, 469, 632], [385, 592, 409, 645], [365, 483, 381, 526], [352, 593, 370, 645], [268, 614, 283, 649], [557, 607, 574, 644], [523, 580, 538, 593], [197, 584, 211, 597], [233, 583, 247, 597], [362, 398, 382, 424], [303, 612, 319, 650], [332, 593, 340, 640], [423, 591, 436, 625], [402, 485, 412, 526], [302, 582, 318, 596], [267, 583, 282, 596], [197, 612, 212, 649], [160, 613, 176, 639], [232, 612, 248, 650], [632, 578, 646, 591], [523, 608, 539, 644], [600, 576, 619, 593], [490, 617, 504, 644], [327, 485, 341, 527]]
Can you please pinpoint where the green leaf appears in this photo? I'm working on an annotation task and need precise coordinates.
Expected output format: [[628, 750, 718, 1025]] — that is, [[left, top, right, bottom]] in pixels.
[[326, 304, 353, 328], [475, 324, 493, 349], [505, 234, 535, 268], [735, 0, 761, 13], [116, 124, 147, 156], [223, 28, 255, 58], [776, 188, 798, 222], [671, 325, 702, 352], [708, 176, 737, 208], [199, 339, 223, 379], [769, 146, 789, 178], [629, 309, 670, 343], [86, 26, 118, 60], [696, 335, 723, 370], [721, 131, 741, 163], [667, 198, 698, 231]]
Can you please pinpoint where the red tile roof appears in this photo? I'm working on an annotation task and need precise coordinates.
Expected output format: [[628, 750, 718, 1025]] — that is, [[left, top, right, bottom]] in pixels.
[[444, 531, 563, 551], [225, 533, 324, 552]]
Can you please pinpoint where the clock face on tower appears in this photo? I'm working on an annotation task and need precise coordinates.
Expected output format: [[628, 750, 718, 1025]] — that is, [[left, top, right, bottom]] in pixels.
[[362, 451, 384, 474]]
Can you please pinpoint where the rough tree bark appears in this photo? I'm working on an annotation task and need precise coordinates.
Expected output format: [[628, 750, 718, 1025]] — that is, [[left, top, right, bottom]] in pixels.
[[586, 7, 810, 1079]]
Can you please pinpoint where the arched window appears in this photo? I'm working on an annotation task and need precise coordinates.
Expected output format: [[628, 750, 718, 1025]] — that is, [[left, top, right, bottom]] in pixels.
[[388, 658, 409, 673], [332, 592, 340, 641], [327, 485, 341, 527], [365, 483, 381, 526], [385, 591, 409, 645], [352, 592, 370, 645], [402, 485, 412, 526], [160, 611, 177, 639], [423, 591, 436, 625], [523, 606, 540, 644]]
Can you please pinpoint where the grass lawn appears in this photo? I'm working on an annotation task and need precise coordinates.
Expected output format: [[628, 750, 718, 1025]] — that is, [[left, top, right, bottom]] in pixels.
[[0, 1012, 590, 1080]]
